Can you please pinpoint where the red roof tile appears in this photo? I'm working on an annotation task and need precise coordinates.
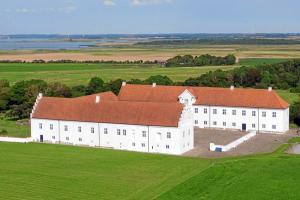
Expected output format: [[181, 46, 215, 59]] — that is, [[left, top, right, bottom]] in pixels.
[[32, 93, 183, 127], [118, 84, 289, 109]]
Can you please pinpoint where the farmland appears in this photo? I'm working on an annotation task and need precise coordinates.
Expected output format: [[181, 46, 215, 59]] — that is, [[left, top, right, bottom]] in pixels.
[[0, 138, 300, 200], [0, 57, 290, 86], [0, 62, 239, 86]]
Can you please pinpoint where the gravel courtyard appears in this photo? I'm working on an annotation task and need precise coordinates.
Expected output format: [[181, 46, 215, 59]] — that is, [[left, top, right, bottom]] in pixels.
[[184, 128, 296, 158]]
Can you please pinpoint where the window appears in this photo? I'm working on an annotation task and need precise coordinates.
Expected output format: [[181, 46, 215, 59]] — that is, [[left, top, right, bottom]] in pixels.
[[166, 145, 170, 149], [223, 122, 226, 127], [141, 143, 146, 147], [222, 109, 227, 115], [204, 121, 208, 125], [272, 125, 276, 130], [195, 120, 198, 125], [123, 129, 126, 136], [132, 142, 135, 147], [195, 108, 198, 113], [252, 124, 256, 128], [232, 122, 236, 127], [213, 109, 217, 114], [272, 112, 277, 118], [66, 137, 69, 141], [204, 108, 208, 114], [78, 126, 82, 133], [262, 124, 266, 129], [252, 111, 256, 117], [262, 112, 266, 117], [182, 131, 185, 137], [232, 110, 236, 115], [50, 124, 53, 130], [142, 131, 147, 137], [64, 125, 68, 131], [242, 110, 246, 116], [104, 128, 108, 134], [91, 127, 95, 134], [213, 121, 217, 126], [117, 129, 121, 135], [39, 123, 42, 129], [52, 136, 55, 139], [184, 99, 188, 104], [79, 138, 82, 142], [167, 132, 171, 139]]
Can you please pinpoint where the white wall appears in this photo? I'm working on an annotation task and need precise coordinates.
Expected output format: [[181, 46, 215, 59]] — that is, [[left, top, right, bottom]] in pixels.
[[193, 105, 288, 133], [31, 118, 193, 155]]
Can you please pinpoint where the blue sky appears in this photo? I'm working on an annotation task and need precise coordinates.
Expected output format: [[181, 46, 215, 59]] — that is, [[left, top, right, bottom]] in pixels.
[[0, 0, 299, 34]]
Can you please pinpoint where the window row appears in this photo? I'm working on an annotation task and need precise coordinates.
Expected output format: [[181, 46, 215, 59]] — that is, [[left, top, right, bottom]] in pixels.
[[195, 120, 277, 130], [194, 108, 277, 117]]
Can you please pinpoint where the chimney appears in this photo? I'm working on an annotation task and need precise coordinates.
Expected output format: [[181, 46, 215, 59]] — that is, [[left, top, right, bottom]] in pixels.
[[152, 83, 157, 87], [230, 85, 234, 91], [122, 81, 126, 87], [268, 87, 272, 92], [38, 93, 43, 99], [95, 95, 100, 104]]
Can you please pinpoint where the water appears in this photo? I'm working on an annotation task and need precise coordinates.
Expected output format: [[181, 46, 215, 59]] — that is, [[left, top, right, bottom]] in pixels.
[[0, 35, 152, 50]]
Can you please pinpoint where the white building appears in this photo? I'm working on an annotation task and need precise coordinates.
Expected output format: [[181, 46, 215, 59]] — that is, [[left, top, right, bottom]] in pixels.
[[31, 83, 289, 155], [118, 84, 289, 133], [31, 91, 194, 155]]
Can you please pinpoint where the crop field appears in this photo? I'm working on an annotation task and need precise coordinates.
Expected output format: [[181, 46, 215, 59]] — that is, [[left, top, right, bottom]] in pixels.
[[0, 138, 300, 200], [0, 57, 289, 86], [1, 44, 300, 62], [0, 63, 239, 86]]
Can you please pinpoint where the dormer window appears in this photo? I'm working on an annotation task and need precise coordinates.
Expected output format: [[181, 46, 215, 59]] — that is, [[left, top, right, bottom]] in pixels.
[[184, 99, 189, 104]]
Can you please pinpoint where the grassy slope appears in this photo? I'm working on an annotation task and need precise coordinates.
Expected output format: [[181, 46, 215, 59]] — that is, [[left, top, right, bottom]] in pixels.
[[1, 139, 300, 200], [0, 143, 210, 200], [0, 117, 29, 138], [0, 63, 238, 86], [157, 138, 300, 200]]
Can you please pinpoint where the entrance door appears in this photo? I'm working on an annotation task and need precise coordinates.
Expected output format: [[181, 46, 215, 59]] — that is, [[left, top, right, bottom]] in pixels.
[[40, 135, 44, 142], [242, 124, 247, 131]]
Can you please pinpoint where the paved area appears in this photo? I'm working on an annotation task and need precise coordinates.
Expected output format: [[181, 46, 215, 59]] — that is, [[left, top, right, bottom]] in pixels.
[[184, 128, 295, 158]]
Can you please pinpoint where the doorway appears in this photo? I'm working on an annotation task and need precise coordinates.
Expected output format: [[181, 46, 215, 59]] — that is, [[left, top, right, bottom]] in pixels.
[[242, 124, 247, 131], [40, 135, 44, 142]]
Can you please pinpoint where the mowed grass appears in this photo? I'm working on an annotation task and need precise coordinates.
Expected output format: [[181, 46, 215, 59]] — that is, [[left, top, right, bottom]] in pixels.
[[0, 116, 30, 138], [277, 90, 300, 104], [0, 63, 238, 86], [1, 139, 300, 200], [0, 142, 211, 200]]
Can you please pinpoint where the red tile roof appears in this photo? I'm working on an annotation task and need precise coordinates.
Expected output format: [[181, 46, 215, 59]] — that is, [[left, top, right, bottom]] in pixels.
[[118, 84, 289, 109], [32, 92, 183, 127]]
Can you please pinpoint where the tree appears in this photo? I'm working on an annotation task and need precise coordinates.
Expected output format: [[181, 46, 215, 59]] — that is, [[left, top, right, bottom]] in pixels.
[[290, 100, 300, 126], [45, 82, 72, 97], [0, 80, 10, 110], [71, 85, 86, 97], [86, 77, 104, 95], [144, 75, 173, 86], [224, 54, 236, 65], [106, 79, 123, 95]]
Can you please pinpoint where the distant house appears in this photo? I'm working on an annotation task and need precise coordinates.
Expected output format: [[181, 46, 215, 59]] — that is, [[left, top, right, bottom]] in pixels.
[[31, 83, 289, 155]]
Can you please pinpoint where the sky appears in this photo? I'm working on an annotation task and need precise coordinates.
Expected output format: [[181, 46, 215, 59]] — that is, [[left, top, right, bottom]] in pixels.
[[0, 0, 299, 34]]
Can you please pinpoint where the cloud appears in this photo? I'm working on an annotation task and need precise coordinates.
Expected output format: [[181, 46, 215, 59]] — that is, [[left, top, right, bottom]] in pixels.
[[131, 0, 173, 6], [103, 0, 116, 6]]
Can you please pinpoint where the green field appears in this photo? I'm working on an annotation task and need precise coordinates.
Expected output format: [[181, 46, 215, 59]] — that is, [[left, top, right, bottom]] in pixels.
[[0, 63, 239, 86], [0, 58, 289, 86], [0, 138, 300, 200]]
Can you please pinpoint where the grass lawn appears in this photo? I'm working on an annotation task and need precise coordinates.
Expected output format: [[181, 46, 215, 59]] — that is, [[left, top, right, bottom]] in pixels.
[[277, 90, 300, 104], [0, 63, 238, 86], [0, 142, 211, 200], [0, 138, 300, 200], [239, 58, 288, 66], [0, 116, 30, 138]]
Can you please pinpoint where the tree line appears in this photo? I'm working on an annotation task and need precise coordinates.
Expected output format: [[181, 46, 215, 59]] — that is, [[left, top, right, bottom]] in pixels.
[[166, 54, 236, 67], [0, 59, 299, 126]]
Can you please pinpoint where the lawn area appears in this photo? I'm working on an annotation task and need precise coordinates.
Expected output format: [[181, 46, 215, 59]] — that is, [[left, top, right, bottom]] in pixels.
[[277, 90, 300, 104], [0, 142, 211, 200], [0, 138, 300, 200], [239, 58, 288, 66], [0, 63, 238, 86], [0, 116, 30, 138]]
